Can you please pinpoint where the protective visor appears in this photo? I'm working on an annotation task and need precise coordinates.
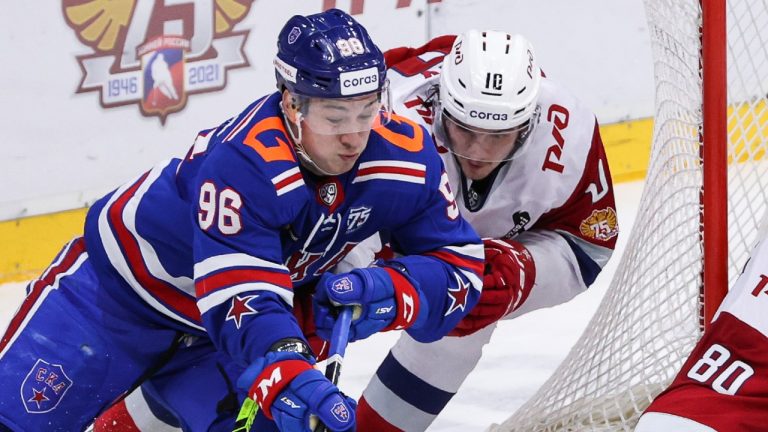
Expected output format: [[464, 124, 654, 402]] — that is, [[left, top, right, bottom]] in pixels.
[[297, 81, 392, 135], [434, 105, 539, 163]]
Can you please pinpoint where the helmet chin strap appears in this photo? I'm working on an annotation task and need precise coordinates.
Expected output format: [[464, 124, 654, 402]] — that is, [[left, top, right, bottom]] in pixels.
[[281, 107, 336, 177]]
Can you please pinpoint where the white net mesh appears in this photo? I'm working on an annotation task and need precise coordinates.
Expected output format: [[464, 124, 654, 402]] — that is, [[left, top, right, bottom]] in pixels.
[[490, 0, 768, 430]]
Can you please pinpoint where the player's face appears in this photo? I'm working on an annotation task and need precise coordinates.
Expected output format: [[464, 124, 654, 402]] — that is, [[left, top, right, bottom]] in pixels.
[[444, 119, 520, 180], [300, 94, 381, 175]]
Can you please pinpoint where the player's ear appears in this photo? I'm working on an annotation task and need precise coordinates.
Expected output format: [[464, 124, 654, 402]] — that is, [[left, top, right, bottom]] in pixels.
[[281, 90, 301, 123]]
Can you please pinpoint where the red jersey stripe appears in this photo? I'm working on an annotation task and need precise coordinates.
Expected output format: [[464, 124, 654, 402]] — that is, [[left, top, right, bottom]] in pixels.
[[108, 174, 202, 324], [195, 268, 292, 297], [274, 171, 304, 191], [357, 166, 426, 178], [0, 238, 86, 355]]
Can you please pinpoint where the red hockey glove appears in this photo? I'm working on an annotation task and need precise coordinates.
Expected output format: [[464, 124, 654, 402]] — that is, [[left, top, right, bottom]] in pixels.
[[450, 238, 536, 336]]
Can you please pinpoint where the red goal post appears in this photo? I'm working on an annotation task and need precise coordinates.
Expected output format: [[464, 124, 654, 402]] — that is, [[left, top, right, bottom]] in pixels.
[[701, 0, 727, 330], [491, 0, 768, 430]]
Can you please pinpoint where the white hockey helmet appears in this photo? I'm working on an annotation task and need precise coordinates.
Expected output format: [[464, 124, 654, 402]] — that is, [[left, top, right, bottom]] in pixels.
[[438, 30, 541, 133]]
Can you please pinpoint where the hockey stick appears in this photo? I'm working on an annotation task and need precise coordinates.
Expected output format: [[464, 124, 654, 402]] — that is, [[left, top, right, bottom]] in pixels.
[[232, 306, 354, 432], [313, 306, 353, 432]]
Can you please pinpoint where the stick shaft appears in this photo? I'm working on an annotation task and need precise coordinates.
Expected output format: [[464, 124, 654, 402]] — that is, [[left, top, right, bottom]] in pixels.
[[315, 307, 354, 432]]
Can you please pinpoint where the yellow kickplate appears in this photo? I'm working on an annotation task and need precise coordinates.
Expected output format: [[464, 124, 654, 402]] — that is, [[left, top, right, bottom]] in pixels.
[[0, 118, 657, 283], [0, 208, 87, 284]]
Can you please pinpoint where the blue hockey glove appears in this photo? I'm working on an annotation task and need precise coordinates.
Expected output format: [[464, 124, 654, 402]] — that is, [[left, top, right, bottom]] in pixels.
[[237, 351, 356, 432], [313, 266, 427, 342]]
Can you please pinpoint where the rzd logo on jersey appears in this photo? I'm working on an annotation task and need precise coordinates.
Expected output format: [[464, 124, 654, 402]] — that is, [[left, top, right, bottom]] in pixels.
[[63, 0, 252, 124], [579, 208, 619, 242]]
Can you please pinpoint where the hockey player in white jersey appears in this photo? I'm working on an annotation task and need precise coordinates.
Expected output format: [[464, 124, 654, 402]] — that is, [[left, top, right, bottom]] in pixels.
[[635, 219, 768, 431], [355, 30, 619, 431]]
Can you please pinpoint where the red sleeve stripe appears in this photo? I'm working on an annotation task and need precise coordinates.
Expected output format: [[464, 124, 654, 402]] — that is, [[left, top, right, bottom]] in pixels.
[[196, 282, 293, 314], [271, 167, 304, 196], [105, 171, 202, 326], [425, 249, 484, 276], [353, 161, 427, 185], [356, 166, 427, 180], [195, 268, 292, 297], [357, 166, 426, 178]]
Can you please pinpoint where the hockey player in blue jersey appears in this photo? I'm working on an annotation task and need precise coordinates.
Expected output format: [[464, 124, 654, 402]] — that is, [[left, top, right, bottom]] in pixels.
[[0, 9, 483, 432]]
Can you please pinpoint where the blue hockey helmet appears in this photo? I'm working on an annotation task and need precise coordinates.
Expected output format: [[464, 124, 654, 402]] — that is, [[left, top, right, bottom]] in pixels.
[[274, 9, 387, 99]]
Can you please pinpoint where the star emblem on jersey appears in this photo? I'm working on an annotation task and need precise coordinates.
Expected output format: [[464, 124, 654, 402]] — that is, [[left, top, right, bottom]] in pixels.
[[226, 294, 259, 329], [445, 273, 470, 316], [27, 388, 50, 409]]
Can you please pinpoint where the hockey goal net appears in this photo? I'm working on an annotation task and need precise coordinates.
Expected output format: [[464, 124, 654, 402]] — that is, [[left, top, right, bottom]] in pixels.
[[490, 0, 768, 431]]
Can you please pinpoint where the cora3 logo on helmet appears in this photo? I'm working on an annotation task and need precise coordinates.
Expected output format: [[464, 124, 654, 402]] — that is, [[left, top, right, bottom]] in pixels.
[[62, 0, 253, 124], [340, 67, 379, 95]]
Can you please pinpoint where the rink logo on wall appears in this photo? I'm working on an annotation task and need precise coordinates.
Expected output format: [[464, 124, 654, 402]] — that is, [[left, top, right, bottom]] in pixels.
[[21, 359, 73, 413], [579, 207, 619, 242], [63, 0, 253, 124], [140, 36, 187, 117]]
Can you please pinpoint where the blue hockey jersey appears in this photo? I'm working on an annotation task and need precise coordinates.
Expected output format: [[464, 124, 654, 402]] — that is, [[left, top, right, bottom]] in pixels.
[[83, 92, 483, 367]]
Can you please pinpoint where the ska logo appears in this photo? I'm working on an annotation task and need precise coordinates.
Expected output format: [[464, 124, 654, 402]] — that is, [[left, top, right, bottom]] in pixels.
[[331, 400, 351, 423], [287, 26, 301, 44], [62, 0, 253, 124], [332, 276, 354, 295], [21, 359, 73, 414]]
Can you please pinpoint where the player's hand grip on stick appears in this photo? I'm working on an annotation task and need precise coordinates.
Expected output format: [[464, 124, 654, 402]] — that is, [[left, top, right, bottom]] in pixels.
[[313, 306, 353, 432], [234, 321, 356, 432], [314, 267, 426, 343]]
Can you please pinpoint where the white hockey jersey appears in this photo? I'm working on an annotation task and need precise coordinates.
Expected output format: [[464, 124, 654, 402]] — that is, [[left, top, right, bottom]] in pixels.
[[383, 36, 618, 316]]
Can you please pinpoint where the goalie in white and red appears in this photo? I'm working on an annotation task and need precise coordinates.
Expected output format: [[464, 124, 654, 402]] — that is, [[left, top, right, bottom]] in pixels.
[[636, 228, 768, 432]]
